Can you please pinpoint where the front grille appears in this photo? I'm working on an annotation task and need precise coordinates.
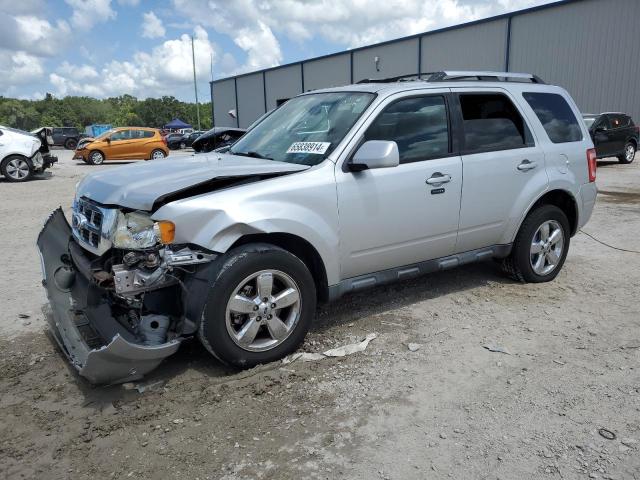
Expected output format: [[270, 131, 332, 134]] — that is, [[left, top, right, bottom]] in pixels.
[[71, 198, 117, 255]]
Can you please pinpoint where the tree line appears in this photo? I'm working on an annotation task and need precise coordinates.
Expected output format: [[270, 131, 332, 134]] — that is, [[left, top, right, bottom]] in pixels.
[[0, 94, 213, 132]]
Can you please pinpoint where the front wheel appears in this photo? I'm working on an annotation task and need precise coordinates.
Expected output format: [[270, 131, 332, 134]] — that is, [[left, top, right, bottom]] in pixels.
[[1, 156, 33, 182], [502, 205, 570, 283], [150, 149, 166, 160], [64, 138, 78, 150], [618, 142, 636, 164], [199, 244, 316, 368], [88, 150, 105, 165]]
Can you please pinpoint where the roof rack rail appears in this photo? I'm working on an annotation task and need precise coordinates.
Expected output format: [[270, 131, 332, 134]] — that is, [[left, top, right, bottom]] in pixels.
[[427, 70, 545, 83], [356, 70, 545, 84]]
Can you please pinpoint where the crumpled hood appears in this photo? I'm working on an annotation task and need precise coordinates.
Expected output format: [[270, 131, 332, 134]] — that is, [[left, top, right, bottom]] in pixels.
[[76, 153, 310, 211]]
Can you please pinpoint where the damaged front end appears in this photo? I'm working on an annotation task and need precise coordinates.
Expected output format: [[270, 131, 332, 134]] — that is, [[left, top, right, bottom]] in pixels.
[[37, 207, 218, 384]]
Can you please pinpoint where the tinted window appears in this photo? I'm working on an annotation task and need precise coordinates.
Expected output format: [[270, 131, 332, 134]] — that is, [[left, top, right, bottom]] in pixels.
[[365, 95, 449, 163], [609, 114, 631, 128], [53, 128, 63, 135], [523, 92, 582, 143], [111, 130, 131, 141], [460, 94, 533, 152], [143, 130, 155, 138]]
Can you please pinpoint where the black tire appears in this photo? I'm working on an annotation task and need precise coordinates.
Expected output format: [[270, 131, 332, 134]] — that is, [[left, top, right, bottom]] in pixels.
[[199, 243, 317, 368], [1, 155, 34, 182], [179, 142, 186, 149], [150, 149, 166, 160], [64, 138, 78, 150], [502, 205, 570, 283], [618, 142, 636, 164], [88, 150, 105, 165]]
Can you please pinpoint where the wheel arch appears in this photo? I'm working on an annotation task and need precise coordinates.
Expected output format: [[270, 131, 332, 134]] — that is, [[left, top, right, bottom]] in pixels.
[[228, 232, 330, 302], [518, 189, 579, 238]]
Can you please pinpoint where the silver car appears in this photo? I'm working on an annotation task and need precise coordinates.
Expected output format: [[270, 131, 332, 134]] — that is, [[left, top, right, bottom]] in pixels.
[[38, 71, 597, 383]]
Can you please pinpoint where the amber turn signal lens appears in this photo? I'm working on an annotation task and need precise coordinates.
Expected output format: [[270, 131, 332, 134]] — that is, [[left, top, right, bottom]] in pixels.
[[157, 221, 175, 244]]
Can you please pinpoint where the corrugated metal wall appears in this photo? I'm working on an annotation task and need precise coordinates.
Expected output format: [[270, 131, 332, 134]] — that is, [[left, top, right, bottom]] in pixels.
[[212, 0, 640, 128], [352, 38, 419, 82], [212, 79, 237, 127], [236, 73, 265, 129], [303, 53, 351, 92], [509, 0, 640, 120], [264, 64, 302, 110], [421, 19, 508, 72]]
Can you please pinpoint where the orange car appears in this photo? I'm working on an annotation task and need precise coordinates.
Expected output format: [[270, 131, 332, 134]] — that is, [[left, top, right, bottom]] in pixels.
[[73, 127, 169, 165]]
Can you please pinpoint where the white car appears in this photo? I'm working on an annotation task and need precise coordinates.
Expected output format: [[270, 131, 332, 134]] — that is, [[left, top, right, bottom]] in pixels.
[[38, 71, 597, 383], [0, 126, 57, 182]]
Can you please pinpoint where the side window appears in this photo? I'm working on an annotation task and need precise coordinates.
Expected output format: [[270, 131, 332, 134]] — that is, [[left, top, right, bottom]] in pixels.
[[609, 114, 630, 128], [364, 95, 449, 164], [459, 93, 533, 153], [522, 92, 582, 143], [143, 130, 155, 138], [595, 115, 610, 130], [53, 128, 62, 135], [111, 130, 130, 141]]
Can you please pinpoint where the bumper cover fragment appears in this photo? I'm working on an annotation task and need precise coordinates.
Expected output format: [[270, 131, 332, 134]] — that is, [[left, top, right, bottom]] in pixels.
[[37, 208, 181, 384]]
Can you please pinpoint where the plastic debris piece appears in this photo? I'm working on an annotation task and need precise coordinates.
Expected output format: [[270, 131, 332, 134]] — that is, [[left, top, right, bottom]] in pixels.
[[323, 333, 377, 357], [407, 343, 422, 352], [482, 344, 512, 355]]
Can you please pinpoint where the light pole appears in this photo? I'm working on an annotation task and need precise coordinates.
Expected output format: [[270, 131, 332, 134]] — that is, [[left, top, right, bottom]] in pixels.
[[191, 35, 201, 131]]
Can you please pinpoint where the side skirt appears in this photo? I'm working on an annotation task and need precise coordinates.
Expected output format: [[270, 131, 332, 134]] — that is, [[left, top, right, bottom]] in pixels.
[[327, 244, 512, 301]]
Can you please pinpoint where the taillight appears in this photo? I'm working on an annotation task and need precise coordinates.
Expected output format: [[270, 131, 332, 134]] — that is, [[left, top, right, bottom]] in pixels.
[[587, 148, 597, 182]]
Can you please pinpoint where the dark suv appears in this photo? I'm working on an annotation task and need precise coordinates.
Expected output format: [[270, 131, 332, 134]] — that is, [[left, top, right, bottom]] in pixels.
[[52, 127, 82, 150], [583, 113, 638, 163]]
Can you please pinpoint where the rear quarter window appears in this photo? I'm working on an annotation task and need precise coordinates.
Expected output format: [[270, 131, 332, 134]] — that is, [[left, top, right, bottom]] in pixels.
[[523, 92, 582, 143]]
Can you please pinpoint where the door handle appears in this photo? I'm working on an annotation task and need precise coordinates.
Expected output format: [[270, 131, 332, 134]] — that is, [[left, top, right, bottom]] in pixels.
[[426, 172, 452, 185], [517, 159, 537, 171]]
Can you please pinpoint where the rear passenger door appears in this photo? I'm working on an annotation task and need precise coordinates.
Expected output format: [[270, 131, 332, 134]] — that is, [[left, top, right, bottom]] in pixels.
[[451, 88, 548, 253]]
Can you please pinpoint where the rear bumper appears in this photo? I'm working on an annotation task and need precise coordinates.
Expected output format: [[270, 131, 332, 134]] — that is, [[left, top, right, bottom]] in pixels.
[[578, 182, 598, 230], [37, 208, 181, 384]]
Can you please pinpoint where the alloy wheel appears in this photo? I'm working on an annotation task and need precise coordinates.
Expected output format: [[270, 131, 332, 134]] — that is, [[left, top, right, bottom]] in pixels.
[[152, 150, 165, 160], [625, 144, 635, 162], [5, 158, 30, 180], [530, 220, 564, 275], [225, 270, 302, 352]]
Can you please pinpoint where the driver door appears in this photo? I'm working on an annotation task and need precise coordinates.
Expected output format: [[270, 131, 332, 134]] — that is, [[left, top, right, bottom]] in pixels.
[[335, 91, 462, 279]]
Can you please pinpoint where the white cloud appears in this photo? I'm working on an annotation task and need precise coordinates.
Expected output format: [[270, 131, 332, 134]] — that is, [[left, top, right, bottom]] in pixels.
[[171, 0, 553, 76], [117, 0, 140, 5], [141, 11, 166, 39], [48, 26, 217, 98], [0, 51, 45, 91], [65, 0, 116, 30]]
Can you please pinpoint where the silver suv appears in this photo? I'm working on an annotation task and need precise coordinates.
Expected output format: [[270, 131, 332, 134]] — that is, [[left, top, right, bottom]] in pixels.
[[38, 71, 597, 383]]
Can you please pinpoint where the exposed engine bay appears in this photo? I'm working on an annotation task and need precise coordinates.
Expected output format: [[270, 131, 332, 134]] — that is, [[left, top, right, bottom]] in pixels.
[[38, 208, 220, 384]]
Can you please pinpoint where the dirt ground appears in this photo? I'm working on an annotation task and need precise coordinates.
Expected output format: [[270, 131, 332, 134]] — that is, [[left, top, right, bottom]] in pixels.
[[1, 150, 639, 480]]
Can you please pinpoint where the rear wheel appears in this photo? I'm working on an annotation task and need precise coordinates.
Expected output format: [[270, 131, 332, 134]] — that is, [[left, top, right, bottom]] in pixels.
[[88, 150, 104, 165], [150, 149, 166, 160], [199, 244, 316, 368], [618, 142, 636, 164], [1, 155, 33, 182], [64, 138, 78, 150], [502, 205, 570, 283]]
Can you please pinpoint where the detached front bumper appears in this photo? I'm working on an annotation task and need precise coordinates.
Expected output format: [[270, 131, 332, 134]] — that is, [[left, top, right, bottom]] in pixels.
[[37, 208, 181, 384]]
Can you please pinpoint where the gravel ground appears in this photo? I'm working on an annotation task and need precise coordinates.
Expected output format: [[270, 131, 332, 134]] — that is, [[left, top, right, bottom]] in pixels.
[[1, 150, 639, 480]]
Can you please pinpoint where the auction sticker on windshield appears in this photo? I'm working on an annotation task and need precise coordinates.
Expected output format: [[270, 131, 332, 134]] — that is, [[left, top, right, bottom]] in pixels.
[[287, 142, 331, 154]]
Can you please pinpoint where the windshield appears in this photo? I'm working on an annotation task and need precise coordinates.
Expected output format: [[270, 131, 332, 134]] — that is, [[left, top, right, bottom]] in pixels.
[[229, 91, 375, 165], [96, 129, 115, 140], [583, 117, 596, 128]]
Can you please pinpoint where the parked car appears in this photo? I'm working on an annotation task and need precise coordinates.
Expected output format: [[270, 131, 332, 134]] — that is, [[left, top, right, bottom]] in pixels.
[[583, 112, 638, 163], [52, 127, 83, 150], [38, 71, 597, 384], [0, 126, 57, 182], [191, 127, 246, 153], [165, 131, 205, 150], [73, 127, 169, 164]]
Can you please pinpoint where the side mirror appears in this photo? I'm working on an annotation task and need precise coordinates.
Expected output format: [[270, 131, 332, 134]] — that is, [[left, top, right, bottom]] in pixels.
[[349, 140, 399, 171], [105, 137, 111, 142], [594, 126, 606, 133]]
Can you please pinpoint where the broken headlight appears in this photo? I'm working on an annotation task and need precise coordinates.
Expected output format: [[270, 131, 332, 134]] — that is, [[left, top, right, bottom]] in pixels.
[[112, 212, 175, 249]]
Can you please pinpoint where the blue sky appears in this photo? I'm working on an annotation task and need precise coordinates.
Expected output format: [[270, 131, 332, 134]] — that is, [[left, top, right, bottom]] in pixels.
[[0, 0, 554, 101]]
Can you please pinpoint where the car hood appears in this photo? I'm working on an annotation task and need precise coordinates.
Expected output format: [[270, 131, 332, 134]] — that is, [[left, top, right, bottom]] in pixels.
[[76, 153, 310, 211]]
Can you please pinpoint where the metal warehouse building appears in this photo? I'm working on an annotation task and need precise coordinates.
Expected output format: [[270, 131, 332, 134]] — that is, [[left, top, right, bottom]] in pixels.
[[210, 0, 640, 128]]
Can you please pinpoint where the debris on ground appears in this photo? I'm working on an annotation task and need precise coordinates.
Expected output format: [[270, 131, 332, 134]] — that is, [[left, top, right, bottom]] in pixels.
[[482, 344, 512, 355], [599, 428, 616, 440], [283, 333, 377, 363], [18, 313, 30, 319], [407, 343, 422, 352]]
